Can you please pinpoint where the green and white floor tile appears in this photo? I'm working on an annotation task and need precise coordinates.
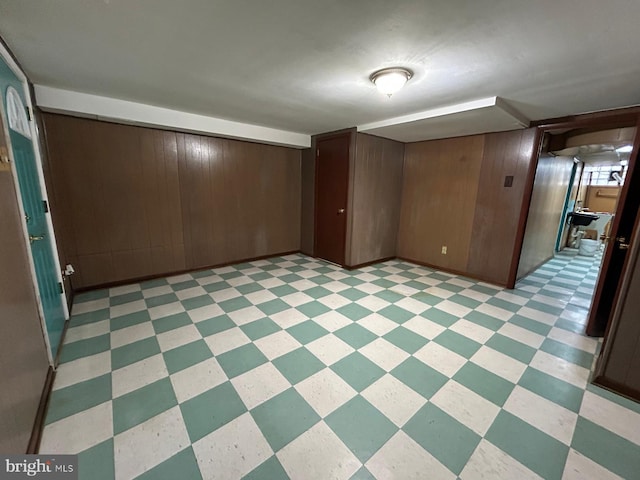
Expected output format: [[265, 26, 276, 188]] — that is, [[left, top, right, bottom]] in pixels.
[[39, 251, 640, 479]]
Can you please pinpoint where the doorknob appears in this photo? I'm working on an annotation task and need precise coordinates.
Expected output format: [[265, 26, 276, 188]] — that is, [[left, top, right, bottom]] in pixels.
[[617, 237, 630, 250], [337, 208, 345, 214], [29, 234, 45, 244]]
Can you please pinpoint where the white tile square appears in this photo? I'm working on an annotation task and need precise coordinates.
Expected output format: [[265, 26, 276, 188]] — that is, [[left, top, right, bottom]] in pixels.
[[306, 335, 354, 366], [356, 282, 385, 294], [110, 322, 155, 349], [394, 297, 430, 315], [562, 449, 622, 480], [257, 277, 285, 288], [317, 293, 351, 309], [157, 324, 202, 352], [449, 319, 493, 344], [112, 354, 169, 398], [63, 320, 110, 345], [548, 327, 598, 354], [362, 374, 426, 427], [114, 406, 190, 479], [270, 308, 308, 329], [166, 273, 194, 284], [431, 381, 500, 436], [40, 401, 113, 455], [227, 275, 252, 287], [53, 351, 112, 391], [366, 430, 456, 480], [141, 285, 174, 299], [175, 285, 207, 300], [290, 279, 317, 290], [402, 316, 445, 340], [437, 299, 472, 318], [196, 274, 223, 286], [503, 386, 577, 445], [231, 363, 291, 410], [459, 288, 491, 303], [245, 289, 277, 305], [476, 303, 513, 321], [529, 351, 589, 389], [188, 303, 224, 323], [170, 357, 227, 403], [281, 292, 314, 307], [414, 342, 466, 377], [517, 306, 556, 325], [359, 338, 409, 372], [579, 390, 640, 446], [72, 298, 109, 315], [227, 306, 266, 326], [204, 328, 251, 355], [278, 421, 360, 480], [193, 412, 272, 479], [358, 313, 399, 336], [295, 369, 357, 418], [313, 311, 352, 332], [254, 330, 301, 360], [460, 439, 542, 480], [495, 291, 529, 306], [321, 281, 350, 293], [149, 301, 186, 320], [111, 299, 147, 318], [356, 295, 391, 312], [210, 287, 241, 303], [391, 283, 419, 296], [425, 286, 455, 299], [471, 346, 526, 383], [497, 323, 545, 349]]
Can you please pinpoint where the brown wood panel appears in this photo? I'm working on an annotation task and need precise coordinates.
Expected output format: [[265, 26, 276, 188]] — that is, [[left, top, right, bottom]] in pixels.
[[584, 185, 620, 213], [398, 134, 485, 273], [0, 111, 49, 453], [42, 114, 300, 288], [467, 129, 538, 285], [349, 133, 404, 266], [300, 148, 315, 255], [517, 154, 574, 279]]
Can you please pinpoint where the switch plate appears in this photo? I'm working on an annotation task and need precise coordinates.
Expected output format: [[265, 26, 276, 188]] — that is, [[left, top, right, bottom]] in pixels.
[[441, 246, 447, 255], [504, 175, 514, 187]]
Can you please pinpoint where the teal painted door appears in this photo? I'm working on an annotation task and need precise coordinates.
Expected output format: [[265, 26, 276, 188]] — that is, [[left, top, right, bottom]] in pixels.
[[0, 58, 65, 360]]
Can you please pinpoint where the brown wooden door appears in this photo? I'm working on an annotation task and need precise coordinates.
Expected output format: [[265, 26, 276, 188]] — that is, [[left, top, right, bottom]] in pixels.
[[314, 133, 350, 265], [586, 120, 640, 336]]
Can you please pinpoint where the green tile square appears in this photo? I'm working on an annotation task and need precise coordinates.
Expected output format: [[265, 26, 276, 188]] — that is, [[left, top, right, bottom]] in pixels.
[[486, 411, 569, 479], [145, 293, 179, 308], [555, 318, 585, 334], [191, 268, 215, 278], [372, 278, 396, 288], [77, 439, 114, 480], [518, 367, 584, 413], [326, 396, 397, 463], [586, 384, 640, 415], [162, 339, 213, 374], [337, 303, 372, 321], [195, 314, 235, 337], [257, 298, 290, 315], [269, 284, 297, 297], [113, 378, 177, 434], [403, 403, 480, 475], [71, 308, 110, 326], [217, 343, 267, 378], [471, 284, 499, 296], [374, 290, 404, 303], [203, 280, 231, 293], [453, 362, 515, 407], [464, 311, 504, 331], [390, 357, 448, 399], [447, 294, 481, 309], [383, 327, 428, 354], [180, 382, 246, 442], [349, 466, 376, 480], [339, 288, 368, 301], [377, 305, 414, 324], [309, 275, 332, 285], [152, 312, 192, 334], [46, 374, 112, 424], [272, 347, 324, 384], [404, 280, 429, 291], [243, 456, 289, 480], [250, 272, 273, 281], [341, 276, 365, 286], [279, 273, 303, 283], [331, 352, 385, 392], [438, 282, 464, 293], [110, 310, 151, 331], [140, 277, 169, 289], [182, 294, 214, 310], [236, 282, 263, 295], [421, 307, 458, 328], [428, 273, 450, 281], [286, 321, 329, 344], [525, 299, 563, 316], [434, 330, 481, 358], [240, 318, 281, 340], [487, 297, 522, 313], [220, 270, 243, 279], [219, 296, 252, 313], [110, 291, 143, 306], [59, 334, 110, 364], [540, 338, 593, 369], [136, 447, 202, 480], [251, 388, 320, 451], [485, 334, 536, 364], [509, 314, 552, 336], [172, 279, 199, 291], [304, 285, 332, 299], [296, 301, 331, 318], [410, 292, 443, 306], [334, 324, 377, 349], [111, 336, 160, 370], [74, 289, 109, 303]]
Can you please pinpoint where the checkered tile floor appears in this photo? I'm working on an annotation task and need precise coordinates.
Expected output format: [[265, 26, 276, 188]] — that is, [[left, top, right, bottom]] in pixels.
[[40, 251, 640, 479]]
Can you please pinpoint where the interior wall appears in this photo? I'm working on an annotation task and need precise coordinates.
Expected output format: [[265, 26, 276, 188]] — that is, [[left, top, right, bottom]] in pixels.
[[399, 129, 538, 285], [300, 148, 315, 255], [398, 134, 485, 273], [0, 113, 49, 453], [347, 133, 404, 266], [42, 114, 301, 290], [584, 185, 620, 213], [517, 154, 574, 279]]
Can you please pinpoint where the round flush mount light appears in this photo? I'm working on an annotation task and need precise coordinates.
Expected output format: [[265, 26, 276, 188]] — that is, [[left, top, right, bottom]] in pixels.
[[370, 67, 413, 97], [616, 145, 633, 153]]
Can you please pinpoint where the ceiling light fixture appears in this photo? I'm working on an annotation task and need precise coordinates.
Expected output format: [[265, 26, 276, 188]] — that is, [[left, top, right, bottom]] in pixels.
[[370, 67, 413, 97], [616, 145, 633, 153]]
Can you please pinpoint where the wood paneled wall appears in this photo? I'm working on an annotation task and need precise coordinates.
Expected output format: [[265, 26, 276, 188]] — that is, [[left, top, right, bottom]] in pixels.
[[399, 129, 538, 285], [347, 134, 404, 267], [517, 154, 574, 279], [0, 113, 49, 452], [584, 185, 620, 213], [300, 148, 315, 255], [42, 114, 301, 290]]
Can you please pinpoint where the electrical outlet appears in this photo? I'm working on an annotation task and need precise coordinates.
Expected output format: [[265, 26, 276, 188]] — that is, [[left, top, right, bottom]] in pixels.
[[441, 246, 447, 255]]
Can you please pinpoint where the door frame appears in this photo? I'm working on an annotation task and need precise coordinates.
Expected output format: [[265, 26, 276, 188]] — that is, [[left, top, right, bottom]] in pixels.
[[0, 41, 68, 364]]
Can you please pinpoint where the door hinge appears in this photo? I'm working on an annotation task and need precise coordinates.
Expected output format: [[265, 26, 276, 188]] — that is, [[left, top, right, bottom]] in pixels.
[[43, 200, 49, 213], [57, 282, 64, 294], [25, 106, 32, 121]]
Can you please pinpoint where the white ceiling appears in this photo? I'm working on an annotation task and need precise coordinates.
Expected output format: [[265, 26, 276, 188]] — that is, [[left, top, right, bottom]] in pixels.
[[1, 0, 640, 143]]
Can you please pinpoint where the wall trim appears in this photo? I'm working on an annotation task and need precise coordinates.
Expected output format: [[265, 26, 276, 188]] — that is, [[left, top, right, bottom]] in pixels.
[[397, 256, 508, 288], [34, 85, 311, 149], [345, 256, 396, 270], [26, 366, 55, 454]]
